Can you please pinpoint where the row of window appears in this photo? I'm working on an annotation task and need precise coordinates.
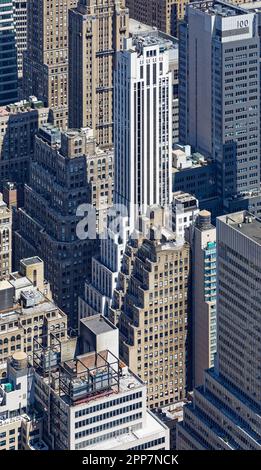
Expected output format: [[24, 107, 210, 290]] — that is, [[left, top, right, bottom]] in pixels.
[[75, 402, 142, 429], [74, 391, 143, 418], [75, 413, 142, 440]]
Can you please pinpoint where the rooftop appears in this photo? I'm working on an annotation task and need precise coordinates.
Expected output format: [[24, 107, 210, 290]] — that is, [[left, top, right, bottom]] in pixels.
[[9, 276, 33, 290], [80, 315, 117, 335], [173, 191, 198, 204], [0, 280, 12, 291], [0, 97, 47, 117], [128, 29, 178, 60], [38, 349, 144, 407], [90, 410, 166, 450], [129, 18, 156, 35], [241, 1, 261, 10], [38, 124, 61, 145], [20, 256, 43, 267], [0, 289, 64, 324], [220, 211, 261, 245], [189, 1, 249, 17], [172, 144, 213, 172]]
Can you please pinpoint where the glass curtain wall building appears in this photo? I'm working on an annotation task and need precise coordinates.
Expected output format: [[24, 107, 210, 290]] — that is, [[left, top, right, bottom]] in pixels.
[[0, 0, 18, 105]]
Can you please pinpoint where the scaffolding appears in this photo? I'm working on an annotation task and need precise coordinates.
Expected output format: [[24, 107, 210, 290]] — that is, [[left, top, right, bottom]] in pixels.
[[59, 350, 120, 405]]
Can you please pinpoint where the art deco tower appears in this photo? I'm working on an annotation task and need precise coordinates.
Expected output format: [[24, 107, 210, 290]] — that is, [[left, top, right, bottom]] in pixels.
[[23, 0, 77, 128], [68, 0, 129, 147]]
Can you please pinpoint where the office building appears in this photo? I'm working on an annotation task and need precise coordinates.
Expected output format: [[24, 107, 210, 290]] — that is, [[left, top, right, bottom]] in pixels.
[[68, 0, 129, 147], [172, 144, 220, 219], [0, 352, 47, 450], [0, 0, 18, 106], [179, 1, 261, 213], [79, 30, 175, 320], [112, 212, 191, 409], [14, 0, 28, 91], [0, 193, 12, 280], [177, 211, 261, 449], [126, 0, 188, 36], [114, 33, 173, 230], [23, 0, 77, 129], [32, 318, 170, 450], [0, 97, 49, 193], [78, 217, 129, 319], [188, 210, 217, 387], [14, 126, 113, 328], [129, 20, 179, 146], [0, 257, 64, 374], [79, 28, 175, 326]]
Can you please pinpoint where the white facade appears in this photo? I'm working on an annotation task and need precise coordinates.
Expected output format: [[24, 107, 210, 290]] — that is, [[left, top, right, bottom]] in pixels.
[[114, 35, 173, 231], [79, 33, 174, 320], [0, 356, 29, 416], [172, 191, 199, 243], [79, 218, 129, 318], [70, 372, 169, 450], [14, 0, 28, 82], [33, 350, 170, 450], [0, 193, 12, 279]]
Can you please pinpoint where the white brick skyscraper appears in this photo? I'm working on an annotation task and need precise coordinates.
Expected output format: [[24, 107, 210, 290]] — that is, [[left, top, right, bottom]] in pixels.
[[114, 33, 173, 231]]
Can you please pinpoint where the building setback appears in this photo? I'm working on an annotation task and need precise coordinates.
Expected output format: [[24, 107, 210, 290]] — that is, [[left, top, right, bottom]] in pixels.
[[110, 214, 191, 410], [14, 126, 102, 328]]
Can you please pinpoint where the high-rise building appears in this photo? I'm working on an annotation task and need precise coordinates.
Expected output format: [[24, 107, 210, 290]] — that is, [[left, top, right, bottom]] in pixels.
[[172, 143, 220, 219], [79, 31, 174, 319], [68, 0, 129, 147], [188, 210, 217, 387], [114, 33, 173, 230], [0, 257, 64, 377], [0, 0, 18, 105], [126, 0, 188, 37], [177, 211, 261, 449], [0, 352, 47, 450], [0, 97, 49, 194], [23, 0, 77, 129], [109, 210, 191, 410], [129, 20, 179, 147], [179, 1, 261, 213], [14, 126, 101, 328], [0, 192, 12, 279], [14, 0, 28, 91], [32, 316, 170, 450], [79, 217, 129, 318]]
